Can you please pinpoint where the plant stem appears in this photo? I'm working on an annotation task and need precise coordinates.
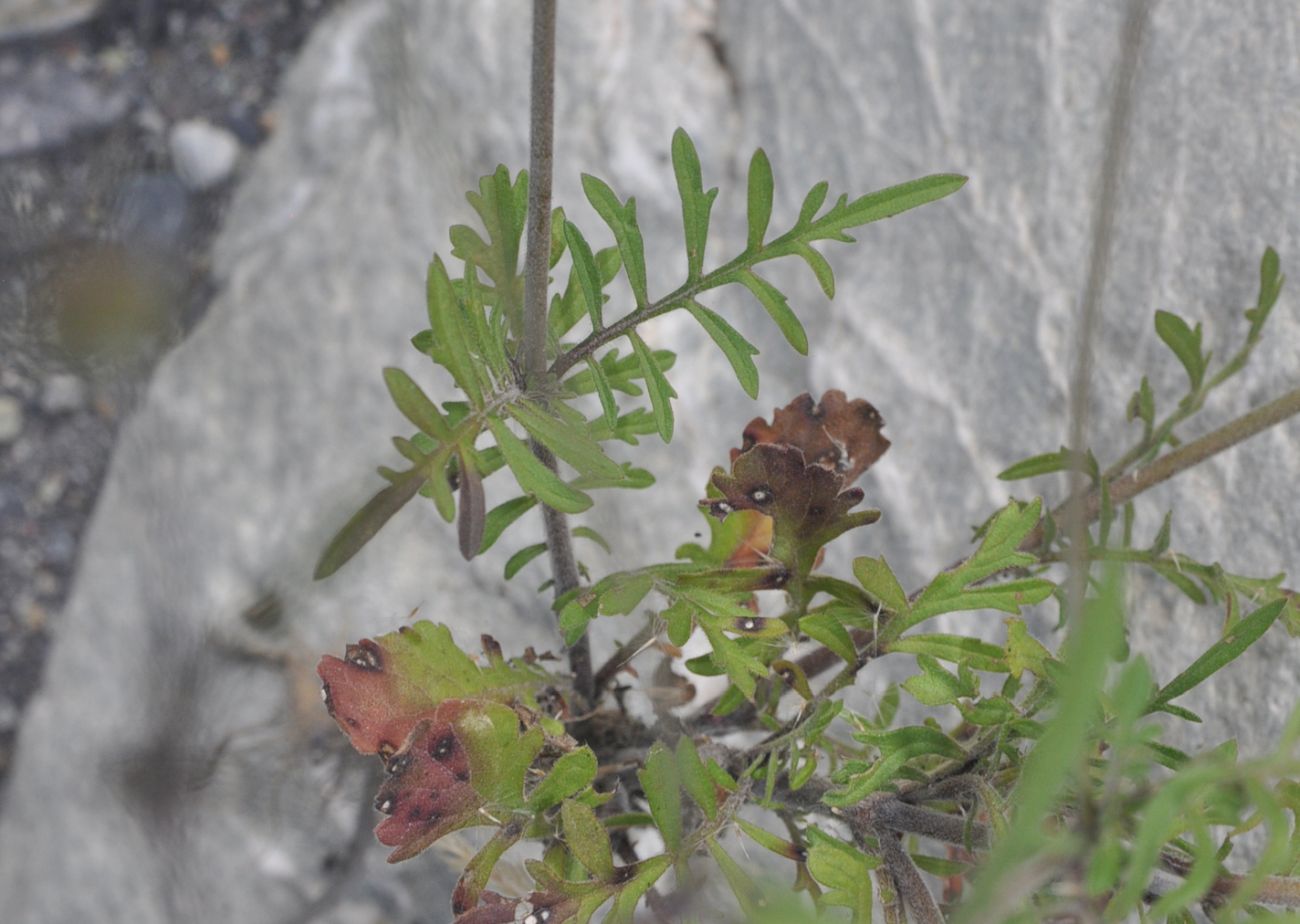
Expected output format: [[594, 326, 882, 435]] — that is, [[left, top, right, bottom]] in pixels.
[[521, 0, 556, 385], [519, 0, 595, 706], [1021, 384, 1300, 552]]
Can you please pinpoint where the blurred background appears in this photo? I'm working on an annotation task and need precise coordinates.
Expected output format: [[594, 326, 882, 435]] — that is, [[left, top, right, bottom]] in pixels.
[[0, 1, 1296, 921]]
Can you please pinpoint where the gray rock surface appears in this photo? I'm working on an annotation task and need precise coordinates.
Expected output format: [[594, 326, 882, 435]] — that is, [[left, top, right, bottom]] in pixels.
[[1, 0, 1296, 921]]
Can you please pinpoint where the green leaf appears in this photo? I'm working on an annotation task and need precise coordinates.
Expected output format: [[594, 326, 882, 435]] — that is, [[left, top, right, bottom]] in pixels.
[[902, 654, 977, 706], [794, 242, 835, 298], [314, 466, 427, 579], [1245, 246, 1284, 336], [997, 446, 1092, 481], [560, 799, 615, 882], [1150, 598, 1285, 710], [563, 220, 605, 330], [800, 612, 857, 664], [529, 747, 598, 811], [952, 567, 1126, 924], [571, 526, 611, 555], [826, 726, 965, 805], [1005, 618, 1054, 679], [426, 255, 484, 405], [852, 556, 908, 613], [684, 300, 760, 398], [456, 452, 485, 560], [797, 181, 829, 226], [598, 571, 654, 615], [585, 355, 619, 427], [422, 453, 456, 522], [487, 415, 592, 513], [707, 838, 760, 916], [559, 598, 597, 646], [1127, 376, 1156, 431], [638, 742, 683, 853], [628, 331, 676, 442], [904, 500, 1053, 632], [746, 148, 774, 251], [479, 495, 536, 554], [671, 128, 718, 280], [805, 828, 876, 920], [1154, 309, 1206, 391], [735, 269, 808, 354], [383, 368, 452, 440], [887, 634, 1008, 673], [450, 166, 527, 303], [800, 173, 967, 238], [675, 736, 717, 821], [504, 542, 547, 580], [581, 173, 649, 307], [507, 398, 623, 480]]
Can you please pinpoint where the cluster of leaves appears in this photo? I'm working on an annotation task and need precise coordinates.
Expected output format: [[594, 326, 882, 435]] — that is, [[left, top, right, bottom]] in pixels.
[[314, 129, 964, 579], [315, 131, 1300, 923]]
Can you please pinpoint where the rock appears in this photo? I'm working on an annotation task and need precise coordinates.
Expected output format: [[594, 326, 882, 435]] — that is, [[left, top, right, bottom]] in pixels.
[[112, 173, 191, 250], [168, 118, 241, 191], [0, 0, 101, 41], [0, 54, 132, 158], [0, 395, 22, 444], [39, 373, 86, 414], [0, 1, 1295, 922]]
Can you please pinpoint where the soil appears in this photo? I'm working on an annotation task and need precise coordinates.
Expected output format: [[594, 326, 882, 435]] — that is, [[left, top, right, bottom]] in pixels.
[[0, 0, 338, 792]]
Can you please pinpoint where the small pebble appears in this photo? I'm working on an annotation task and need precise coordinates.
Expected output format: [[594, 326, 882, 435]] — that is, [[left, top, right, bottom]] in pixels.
[[169, 118, 241, 191], [0, 395, 23, 443], [40, 373, 86, 414], [36, 474, 66, 506]]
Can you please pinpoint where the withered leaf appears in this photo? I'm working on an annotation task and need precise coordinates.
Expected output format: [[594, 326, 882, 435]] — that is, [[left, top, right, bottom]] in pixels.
[[733, 390, 889, 485], [708, 443, 866, 542]]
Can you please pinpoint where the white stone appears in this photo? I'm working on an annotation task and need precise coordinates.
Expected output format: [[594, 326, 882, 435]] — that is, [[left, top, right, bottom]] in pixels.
[[169, 119, 241, 191], [39, 373, 86, 414]]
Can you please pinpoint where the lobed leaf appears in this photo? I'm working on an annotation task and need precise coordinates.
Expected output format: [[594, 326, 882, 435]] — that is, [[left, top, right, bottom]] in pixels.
[[670, 128, 718, 280], [1154, 309, 1206, 392]]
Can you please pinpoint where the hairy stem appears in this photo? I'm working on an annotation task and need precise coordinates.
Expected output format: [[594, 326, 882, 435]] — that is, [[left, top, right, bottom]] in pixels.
[[519, 0, 595, 705]]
